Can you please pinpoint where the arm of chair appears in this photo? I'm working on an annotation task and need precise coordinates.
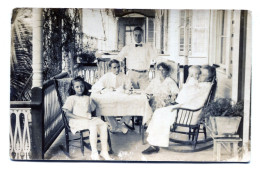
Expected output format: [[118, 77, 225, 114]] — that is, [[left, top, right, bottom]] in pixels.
[[170, 106, 204, 113]]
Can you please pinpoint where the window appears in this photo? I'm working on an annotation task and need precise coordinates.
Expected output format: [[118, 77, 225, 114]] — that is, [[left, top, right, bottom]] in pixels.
[[179, 10, 192, 56], [216, 10, 228, 68], [213, 10, 233, 77], [125, 26, 136, 45]]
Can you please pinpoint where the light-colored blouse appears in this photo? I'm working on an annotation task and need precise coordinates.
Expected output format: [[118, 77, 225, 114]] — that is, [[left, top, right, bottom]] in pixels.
[[145, 77, 179, 110], [62, 95, 93, 118], [92, 72, 132, 92]]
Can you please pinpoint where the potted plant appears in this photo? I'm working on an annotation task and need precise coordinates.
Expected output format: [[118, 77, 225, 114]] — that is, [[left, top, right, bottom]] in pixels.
[[202, 98, 243, 136]]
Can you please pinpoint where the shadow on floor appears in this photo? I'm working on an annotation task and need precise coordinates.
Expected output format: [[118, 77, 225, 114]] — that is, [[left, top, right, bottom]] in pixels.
[[44, 127, 239, 162]]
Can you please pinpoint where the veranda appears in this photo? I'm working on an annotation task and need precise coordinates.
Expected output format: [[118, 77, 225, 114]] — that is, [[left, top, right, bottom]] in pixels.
[[10, 8, 251, 162]]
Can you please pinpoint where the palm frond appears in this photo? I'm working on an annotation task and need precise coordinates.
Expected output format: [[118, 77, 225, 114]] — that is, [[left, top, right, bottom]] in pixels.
[[10, 8, 33, 101]]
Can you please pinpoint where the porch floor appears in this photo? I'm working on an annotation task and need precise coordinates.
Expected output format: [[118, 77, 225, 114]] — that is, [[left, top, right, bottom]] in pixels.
[[44, 126, 242, 162]]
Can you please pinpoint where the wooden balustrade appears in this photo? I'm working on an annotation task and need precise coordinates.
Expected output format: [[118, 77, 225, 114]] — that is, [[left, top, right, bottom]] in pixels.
[[10, 102, 32, 160], [10, 72, 70, 160], [75, 66, 98, 85], [74, 64, 156, 85]]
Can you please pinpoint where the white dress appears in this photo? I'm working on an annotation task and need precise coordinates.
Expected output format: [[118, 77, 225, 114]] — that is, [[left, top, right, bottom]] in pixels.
[[145, 77, 179, 111], [62, 95, 106, 134], [146, 82, 212, 147]]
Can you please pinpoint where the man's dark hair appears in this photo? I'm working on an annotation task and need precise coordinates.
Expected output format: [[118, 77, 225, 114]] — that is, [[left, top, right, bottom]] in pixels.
[[108, 59, 120, 68], [133, 26, 143, 33]]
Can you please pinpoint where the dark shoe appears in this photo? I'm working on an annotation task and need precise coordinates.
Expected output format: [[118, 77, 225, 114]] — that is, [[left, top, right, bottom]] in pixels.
[[124, 122, 135, 130], [135, 118, 141, 125], [142, 146, 160, 155]]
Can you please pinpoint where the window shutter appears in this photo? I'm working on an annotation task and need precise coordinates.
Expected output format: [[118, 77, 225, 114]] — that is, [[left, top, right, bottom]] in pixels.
[[191, 10, 210, 57]]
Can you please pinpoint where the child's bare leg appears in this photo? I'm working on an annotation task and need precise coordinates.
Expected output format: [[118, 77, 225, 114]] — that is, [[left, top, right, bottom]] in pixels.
[[98, 122, 113, 160], [89, 126, 100, 160]]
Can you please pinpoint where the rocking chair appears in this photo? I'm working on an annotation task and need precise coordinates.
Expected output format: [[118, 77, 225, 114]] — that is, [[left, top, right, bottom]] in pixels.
[[168, 78, 217, 152], [54, 77, 113, 158]]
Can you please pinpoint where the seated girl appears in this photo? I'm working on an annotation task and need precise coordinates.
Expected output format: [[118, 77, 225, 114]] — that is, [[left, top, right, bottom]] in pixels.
[[145, 62, 179, 112], [62, 76, 113, 160]]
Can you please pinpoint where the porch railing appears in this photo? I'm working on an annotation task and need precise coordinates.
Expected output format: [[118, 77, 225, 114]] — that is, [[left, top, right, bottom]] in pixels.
[[74, 62, 156, 84], [10, 72, 70, 160], [10, 102, 32, 160], [74, 65, 98, 85]]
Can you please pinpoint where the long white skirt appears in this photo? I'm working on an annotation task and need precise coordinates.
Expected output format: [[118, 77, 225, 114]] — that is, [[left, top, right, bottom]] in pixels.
[[146, 106, 177, 147]]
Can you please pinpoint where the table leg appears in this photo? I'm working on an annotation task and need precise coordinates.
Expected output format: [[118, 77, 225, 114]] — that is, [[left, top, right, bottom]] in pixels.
[[141, 125, 145, 145]]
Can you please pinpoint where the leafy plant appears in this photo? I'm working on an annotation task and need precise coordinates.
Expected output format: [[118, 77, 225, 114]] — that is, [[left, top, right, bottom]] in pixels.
[[202, 98, 244, 119], [11, 8, 82, 100], [10, 8, 33, 101]]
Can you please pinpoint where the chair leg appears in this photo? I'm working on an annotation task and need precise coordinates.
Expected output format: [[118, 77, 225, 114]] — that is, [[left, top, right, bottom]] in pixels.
[[192, 128, 199, 150], [188, 128, 192, 140], [192, 128, 196, 141], [132, 116, 135, 128], [80, 132, 84, 156], [203, 125, 207, 140], [65, 128, 70, 154], [139, 117, 143, 135]]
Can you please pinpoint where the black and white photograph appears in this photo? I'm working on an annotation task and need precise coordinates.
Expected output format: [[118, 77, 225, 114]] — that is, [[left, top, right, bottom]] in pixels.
[[8, 6, 252, 163]]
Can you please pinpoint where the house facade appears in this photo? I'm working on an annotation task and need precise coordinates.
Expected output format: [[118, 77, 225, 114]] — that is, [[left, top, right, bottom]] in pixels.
[[81, 9, 251, 155]]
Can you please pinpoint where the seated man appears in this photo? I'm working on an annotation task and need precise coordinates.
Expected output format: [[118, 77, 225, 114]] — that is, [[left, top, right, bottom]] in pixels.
[[92, 59, 132, 134], [142, 65, 216, 154]]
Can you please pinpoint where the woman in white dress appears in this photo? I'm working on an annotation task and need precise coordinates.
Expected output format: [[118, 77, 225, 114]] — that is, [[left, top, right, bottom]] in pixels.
[[145, 62, 179, 112]]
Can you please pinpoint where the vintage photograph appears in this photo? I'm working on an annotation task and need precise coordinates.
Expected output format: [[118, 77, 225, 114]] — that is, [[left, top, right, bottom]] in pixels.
[[9, 8, 251, 162]]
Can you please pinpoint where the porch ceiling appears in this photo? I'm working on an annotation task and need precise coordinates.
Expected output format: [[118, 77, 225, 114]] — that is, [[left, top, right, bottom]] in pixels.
[[114, 9, 155, 18]]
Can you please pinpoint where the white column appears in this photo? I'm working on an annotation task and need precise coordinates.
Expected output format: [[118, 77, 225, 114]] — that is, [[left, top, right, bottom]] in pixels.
[[32, 8, 43, 88], [163, 9, 168, 54], [231, 10, 241, 102], [242, 11, 252, 161], [155, 10, 161, 53], [167, 10, 174, 60]]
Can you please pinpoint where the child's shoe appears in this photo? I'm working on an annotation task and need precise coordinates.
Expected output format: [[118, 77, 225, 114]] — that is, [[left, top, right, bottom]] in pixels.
[[100, 151, 114, 160], [121, 125, 128, 134], [91, 151, 100, 160]]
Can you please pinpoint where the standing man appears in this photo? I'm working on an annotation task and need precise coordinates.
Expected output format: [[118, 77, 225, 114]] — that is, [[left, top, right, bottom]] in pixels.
[[115, 26, 158, 90]]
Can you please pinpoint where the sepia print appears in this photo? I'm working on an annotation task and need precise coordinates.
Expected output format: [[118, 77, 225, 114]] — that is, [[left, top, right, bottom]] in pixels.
[[10, 8, 251, 162]]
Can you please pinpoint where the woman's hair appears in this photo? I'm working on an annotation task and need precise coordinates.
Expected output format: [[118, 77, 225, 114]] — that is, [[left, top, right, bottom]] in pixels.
[[108, 59, 120, 68], [68, 76, 92, 96], [157, 62, 171, 77], [201, 65, 216, 82]]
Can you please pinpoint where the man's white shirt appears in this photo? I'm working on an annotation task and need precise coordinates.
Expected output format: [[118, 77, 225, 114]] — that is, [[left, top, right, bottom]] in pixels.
[[91, 72, 132, 92], [116, 43, 157, 71]]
